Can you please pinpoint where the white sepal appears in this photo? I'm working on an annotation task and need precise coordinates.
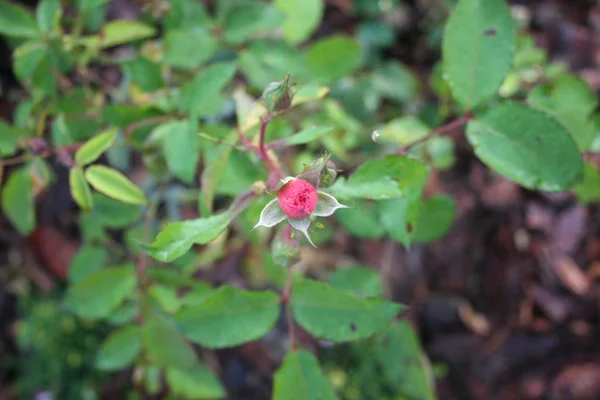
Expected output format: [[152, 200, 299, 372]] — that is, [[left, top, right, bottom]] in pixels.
[[253, 198, 286, 229], [312, 191, 350, 217], [287, 217, 316, 247]]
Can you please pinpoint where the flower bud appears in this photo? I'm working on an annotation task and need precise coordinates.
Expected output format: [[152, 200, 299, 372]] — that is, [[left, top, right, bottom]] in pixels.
[[277, 178, 318, 219], [261, 74, 293, 113]]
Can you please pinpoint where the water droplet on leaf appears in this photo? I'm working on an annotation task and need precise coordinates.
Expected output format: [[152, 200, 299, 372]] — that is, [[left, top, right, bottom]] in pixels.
[[372, 130, 381, 142]]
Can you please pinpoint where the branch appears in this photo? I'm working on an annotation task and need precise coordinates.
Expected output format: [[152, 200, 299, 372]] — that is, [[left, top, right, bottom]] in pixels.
[[396, 115, 471, 154]]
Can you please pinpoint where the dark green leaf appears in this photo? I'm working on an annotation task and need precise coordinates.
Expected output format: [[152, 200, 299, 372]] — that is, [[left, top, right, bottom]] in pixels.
[[85, 165, 148, 205], [123, 55, 164, 92], [413, 195, 456, 243], [466, 102, 583, 191], [142, 315, 197, 369], [273, 350, 337, 400], [163, 28, 218, 69], [291, 279, 402, 342], [68, 245, 108, 284], [222, 1, 282, 44], [328, 267, 383, 298], [334, 203, 386, 239], [282, 126, 332, 146], [371, 62, 419, 103], [91, 192, 142, 228], [0, 1, 38, 38], [442, 0, 517, 109], [1, 167, 35, 235], [378, 188, 422, 248], [306, 35, 361, 84], [96, 324, 141, 371], [166, 365, 226, 399], [180, 63, 237, 117], [152, 120, 200, 183], [65, 265, 137, 319], [164, 0, 210, 30], [176, 286, 280, 348]]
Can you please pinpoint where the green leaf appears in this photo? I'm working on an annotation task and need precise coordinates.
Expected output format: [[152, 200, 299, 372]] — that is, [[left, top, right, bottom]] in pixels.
[[180, 63, 237, 117], [151, 120, 200, 183], [413, 195, 456, 243], [164, 0, 210, 30], [163, 28, 218, 69], [82, 20, 156, 48], [334, 203, 386, 239], [85, 165, 148, 205], [371, 61, 419, 103], [378, 188, 422, 248], [149, 284, 180, 314], [306, 35, 361, 84], [527, 75, 599, 150], [239, 39, 308, 89], [123, 55, 164, 92], [274, 0, 323, 43], [65, 265, 137, 319], [327, 155, 429, 200], [90, 192, 142, 228], [291, 279, 402, 342], [13, 42, 49, 82], [147, 211, 234, 262], [68, 245, 108, 284], [36, 0, 61, 33], [466, 102, 583, 191], [328, 267, 383, 298], [142, 315, 197, 369], [96, 324, 141, 371], [0, 119, 23, 157], [374, 322, 436, 400], [442, 0, 517, 109], [0, 1, 38, 38], [69, 167, 94, 210], [573, 162, 600, 204], [1, 167, 35, 235], [281, 126, 332, 147], [200, 135, 233, 213], [176, 286, 280, 348], [222, 1, 282, 44], [273, 350, 337, 400], [377, 116, 430, 145], [75, 129, 117, 166], [166, 365, 226, 399]]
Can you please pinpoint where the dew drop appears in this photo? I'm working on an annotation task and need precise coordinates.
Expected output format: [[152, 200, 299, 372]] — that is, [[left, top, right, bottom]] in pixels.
[[372, 130, 381, 142]]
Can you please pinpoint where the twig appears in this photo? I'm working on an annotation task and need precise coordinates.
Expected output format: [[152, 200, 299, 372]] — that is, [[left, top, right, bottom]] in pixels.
[[257, 115, 283, 186], [198, 132, 247, 151], [1, 142, 82, 167], [396, 115, 471, 154]]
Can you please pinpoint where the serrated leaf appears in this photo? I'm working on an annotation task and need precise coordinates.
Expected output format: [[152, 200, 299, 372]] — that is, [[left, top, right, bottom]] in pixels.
[[466, 102, 583, 191], [176, 286, 280, 348], [36, 0, 61, 33], [164, 0, 210, 30], [146, 211, 234, 262], [328, 267, 383, 298], [442, 0, 517, 109], [327, 155, 429, 200], [68, 245, 108, 284], [75, 129, 117, 166], [1, 167, 35, 235], [69, 167, 94, 210], [142, 315, 197, 369], [81, 20, 156, 48], [306, 35, 361, 84], [85, 165, 148, 205], [96, 324, 141, 371], [291, 279, 403, 342], [0, 1, 38, 38], [163, 28, 218, 69], [65, 265, 137, 319], [166, 365, 226, 399], [273, 350, 337, 400], [573, 162, 600, 204], [274, 0, 323, 43]]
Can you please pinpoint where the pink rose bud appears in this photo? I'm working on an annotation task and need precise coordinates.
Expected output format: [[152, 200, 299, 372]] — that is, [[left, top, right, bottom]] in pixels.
[[277, 179, 318, 219]]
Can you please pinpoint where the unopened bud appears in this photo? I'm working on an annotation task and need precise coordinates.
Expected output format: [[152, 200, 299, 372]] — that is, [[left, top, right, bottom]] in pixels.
[[261, 74, 293, 113]]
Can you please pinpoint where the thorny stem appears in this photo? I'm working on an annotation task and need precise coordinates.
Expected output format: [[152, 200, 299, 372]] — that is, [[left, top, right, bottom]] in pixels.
[[397, 114, 472, 154]]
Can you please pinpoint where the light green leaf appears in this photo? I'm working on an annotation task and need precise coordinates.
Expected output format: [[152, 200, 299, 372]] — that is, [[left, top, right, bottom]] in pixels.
[[69, 167, 94, 210], [75, 129, 117, 166], [96, 324, 141, 371], [152, 120, 200, 183], [291, 279, 403, 342], [466, 102, 583, 191], [413, 195, 456, 243], [166, 365, 226, 400], [378, 116, 430, 145], [148, 284, 180, 314], [176, 286, 280, 348], [123, 55, 164, 92], [180, 63, 237, 117], [147, 210, 234, 263], [273, 350, 337, 400], [573, 162, 600, 204], [36, 0, 61, 33], [164, 0, 210, 30], [68, 245, 108, 284], [82, 20, 156, 48], [442, 0, 517, 109], [163, 28, 218, 69], [222, 1, 282, 44], [65, 265, 137, 319], [274, 0, 323, 43], [85, 165, 148, 205], [1, 167, 35, 235], [281, 126, 332, 147], [291, 84, 330, 106], [327, 155, 429, 200], [306, 35, 361, 84], [0, 1, 38, 38], [371, 61, 419, 103], [328, 267, 383, 298], [13, 42, 49, 82], [0, 119, 24, 157], [142, 315, 198, 369]]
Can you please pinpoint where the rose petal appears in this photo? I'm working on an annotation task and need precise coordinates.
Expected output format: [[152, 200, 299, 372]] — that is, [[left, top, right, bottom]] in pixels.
[[287, 217, 316, 247], [253, 198, 286, 229], [312, 191, 350, 217]]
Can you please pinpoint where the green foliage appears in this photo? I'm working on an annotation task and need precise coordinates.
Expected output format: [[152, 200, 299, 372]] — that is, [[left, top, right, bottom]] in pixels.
[[1, 166, 35, 235], [85, 165, 148, 205], [273, 350, 337, 400], [96, 324, 141, 371]]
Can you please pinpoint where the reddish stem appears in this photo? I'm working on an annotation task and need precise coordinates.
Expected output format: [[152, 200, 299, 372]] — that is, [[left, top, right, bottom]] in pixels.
[[280, 270, 297, 350], [257, 115, 282, 186], [397, 115, 472, 154]]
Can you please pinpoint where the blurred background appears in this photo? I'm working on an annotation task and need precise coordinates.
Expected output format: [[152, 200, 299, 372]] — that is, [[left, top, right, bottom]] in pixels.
[[1, 0, 600, 399]]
